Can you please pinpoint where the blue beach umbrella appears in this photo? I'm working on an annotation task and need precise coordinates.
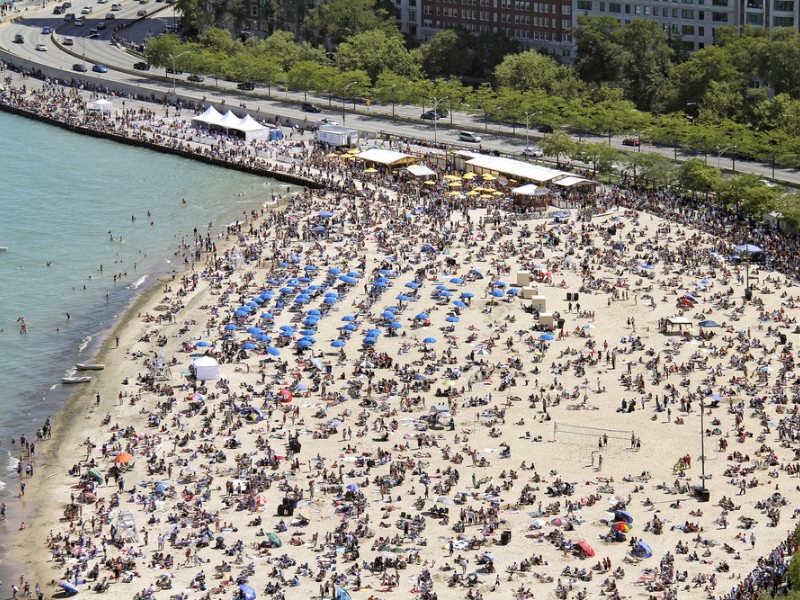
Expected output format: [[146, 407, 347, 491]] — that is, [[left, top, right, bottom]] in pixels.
[[329, 267, 342, 275], [423, 337, 437, 344], [415, 313, 429, 320], [266, 346, 281, 356], [196, 341, 210, 347], [461, 292, 475, 298], [224, 324, 238, 331], [446, 316, 460, 323], [453, 300, 467, 308], [331, 340, 346, 347], [539, 333, 555, 341], [343, 324, 357, 331], [341, 315, 355, 322]]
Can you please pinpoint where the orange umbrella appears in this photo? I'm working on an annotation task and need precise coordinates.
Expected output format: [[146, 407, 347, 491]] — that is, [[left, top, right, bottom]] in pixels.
[[114, 452, 133, 464]]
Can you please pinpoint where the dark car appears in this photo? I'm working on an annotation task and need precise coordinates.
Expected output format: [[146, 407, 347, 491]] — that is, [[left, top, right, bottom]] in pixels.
[[301, 102, 322, 113], [187, 74, 205, 82], [13, 33, 24, 43], [97, 21, 107, 29], [92, 64, 108, 73], [421, 110, 446, 120], [53, 6, 64, 13], [237, 82, 255, 91], [73, 63, 87, 72], [165, 66, 183, 74], [133, 61, 150, 70], [42, 25, 52, 34], [622, 138, 642, 147]]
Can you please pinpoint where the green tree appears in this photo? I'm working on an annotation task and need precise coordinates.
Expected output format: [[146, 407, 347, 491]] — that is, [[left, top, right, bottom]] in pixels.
[[575, 142, 620, 177], [613, 19, 673, 112], [716, 173, 781, 216], [419, 29, 469, 79], [572, 15, 622, 86], [539, 130, 577, 168], [651, 113, 694, 159], [198, 26, 238, 55], [676, 158, 720, 197], [373, 70, 412, 116], [433, 79, 470, 125], [639, 154, 678, 189], [468, 83, 498, 132], [301, 0, 398, 46], [251, 55, 284, 97], [336, 29, 420, 81], [143, 34, 185, 71], [494, 49, 580, 98], [287, 60, 323, 101], [174, 0, 213, 38]]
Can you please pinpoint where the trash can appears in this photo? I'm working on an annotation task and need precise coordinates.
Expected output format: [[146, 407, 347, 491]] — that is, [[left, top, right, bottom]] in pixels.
[[500, 531, 512, 545]]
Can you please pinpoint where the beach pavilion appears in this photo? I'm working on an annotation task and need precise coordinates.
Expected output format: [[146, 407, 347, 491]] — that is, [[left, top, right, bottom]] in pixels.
[[356, 148, 419, 169]]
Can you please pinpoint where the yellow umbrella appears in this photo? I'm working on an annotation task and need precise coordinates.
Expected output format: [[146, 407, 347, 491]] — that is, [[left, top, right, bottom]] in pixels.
[[482, 174, 497, 181], [492, 191, 503, 196], [448, 191, 463, 197], [462, 172, 476, 179], [342, 154, 356, 160], [348, 148, 360, 154], [444, 174, 462, 180], [326, 153, 339, 158], [364, 168, 378, 173], [424, 180, 436, 185], [480, 194, 492, 199], [466, 190, 479, 196], [447, 181, 462, 187]]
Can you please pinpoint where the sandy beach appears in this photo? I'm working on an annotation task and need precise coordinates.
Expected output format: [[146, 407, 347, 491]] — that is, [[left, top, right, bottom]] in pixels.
[[3, 77, 800, 600]]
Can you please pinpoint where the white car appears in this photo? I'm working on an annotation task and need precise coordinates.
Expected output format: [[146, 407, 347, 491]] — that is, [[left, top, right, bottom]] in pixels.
[[521, 147, 544, 158], [35, 43, 48, 51], [458, 131, 481, 143], [319, 118, 340, 126]]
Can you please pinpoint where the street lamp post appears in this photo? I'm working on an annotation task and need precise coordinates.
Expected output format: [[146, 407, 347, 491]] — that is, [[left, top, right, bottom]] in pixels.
[[431, 95, 448, 144], [168, 50, 191, 94], [524, 110, 542, 149], [342, 80, 357, 125], [717, 145, 737, 170]]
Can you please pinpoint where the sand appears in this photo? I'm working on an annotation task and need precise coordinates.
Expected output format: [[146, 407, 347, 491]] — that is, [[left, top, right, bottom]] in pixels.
[[8, 179, 800, 600]]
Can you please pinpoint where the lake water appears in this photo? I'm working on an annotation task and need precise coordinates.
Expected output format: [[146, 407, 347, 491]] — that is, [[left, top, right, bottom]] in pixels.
[[0, 110, 290, 491]]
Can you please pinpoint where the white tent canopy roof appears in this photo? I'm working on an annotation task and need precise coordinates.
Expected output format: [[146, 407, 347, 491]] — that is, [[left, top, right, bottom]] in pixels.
[[357, 148, 416, 166], [465, 155, 567, 184], [553, 176, 595, 187], [407, 164, 436, 177], [667, 316, 692, 325], [511, 184, 549, 196], [89, 98, 113, 113], [218, 110, 242, 128], [191, 105, 223, 127]]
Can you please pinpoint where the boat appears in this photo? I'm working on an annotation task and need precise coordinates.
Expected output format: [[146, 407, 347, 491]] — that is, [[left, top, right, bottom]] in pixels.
[[61, 376, 92, 384], [75, 363, 105, 371], [0, 246, 7, 251]]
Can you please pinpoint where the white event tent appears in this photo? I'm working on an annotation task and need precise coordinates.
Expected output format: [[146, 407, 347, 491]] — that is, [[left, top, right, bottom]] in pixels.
[[190, 106, 271, 141]]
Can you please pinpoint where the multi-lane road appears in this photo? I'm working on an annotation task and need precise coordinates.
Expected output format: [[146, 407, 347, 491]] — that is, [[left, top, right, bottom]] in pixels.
[[2, 2, 799, 186]]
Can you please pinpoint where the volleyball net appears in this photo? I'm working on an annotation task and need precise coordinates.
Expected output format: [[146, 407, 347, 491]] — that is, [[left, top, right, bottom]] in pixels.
[[553, 422, 634, 443]]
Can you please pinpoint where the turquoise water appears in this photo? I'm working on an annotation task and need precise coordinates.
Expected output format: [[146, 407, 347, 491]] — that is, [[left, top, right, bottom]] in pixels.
[[0, 111, 290, 490]]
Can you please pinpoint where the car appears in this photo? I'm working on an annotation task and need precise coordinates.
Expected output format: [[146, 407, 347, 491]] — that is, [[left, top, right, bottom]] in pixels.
[[319, 117, 340, 126], [35, 43, 48, 51], [111, 2, 121, 8], [62, 36, 74, 45], [13, 33, 24, 43], [53, 6, 64, 13], [96, 21, 106, 29], [41, 26, 52, 34], [92, 64, 108, 73], [301, 102, 322, 113], [81, 5, 92, 12], [237, 81, 255, 90], [133, 61, 150, 70], [75, 16, 85, 24], [73, 63, 87, 71], [187, 74, 205, 82], [421, 110, 446, 120], [622, 138, 642, 147], [166, 66, 183, 74], [105, 12, 114, 18], [521, 147, 544, 158], [64, 12, 75, 20], [760, 179, 777, 188], [136, 8, 146, 15], [63, 1, 72, 6], [458, 131, 481, 143]]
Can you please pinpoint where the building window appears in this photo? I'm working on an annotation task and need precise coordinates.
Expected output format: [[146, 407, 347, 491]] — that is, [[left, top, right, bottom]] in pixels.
[[609, 2, 620, 11], [562, 4, 571, 12], [774, 0, 794, 10], [681, 8, 694, 17], [634, 4, 642, 13], [745, 11, 764, 23], [681, 24, 695, 33], [774, 15, 794, 24], [711, 10, 728, 19]]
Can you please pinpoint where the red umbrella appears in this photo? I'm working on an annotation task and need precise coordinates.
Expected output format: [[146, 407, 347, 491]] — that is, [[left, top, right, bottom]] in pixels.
[[114, 452, 133, 464], [577, 541, 595, 557], [278, 389, 293, 402]]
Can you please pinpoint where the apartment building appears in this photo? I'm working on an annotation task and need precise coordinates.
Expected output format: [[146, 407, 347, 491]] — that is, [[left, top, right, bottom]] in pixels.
[[403, 0, 575, 59]]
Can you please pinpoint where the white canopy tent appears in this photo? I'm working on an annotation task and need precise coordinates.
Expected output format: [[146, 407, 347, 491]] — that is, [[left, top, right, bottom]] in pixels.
[[552, 176, 596, 188], [407, 164, 437, 177], [192, 356, 220, 381], [511, 184, 549, 196], [237, 114, 270, 141], [191, 105, 224, 129], [89, 98, 113, 113], [218, 110, 242, 130], [465, 155, 567, 184], [356, 148, 417, 167]]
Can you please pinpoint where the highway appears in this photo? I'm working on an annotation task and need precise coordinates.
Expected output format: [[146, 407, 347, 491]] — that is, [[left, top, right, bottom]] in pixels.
[[1, 2, 799, 187]]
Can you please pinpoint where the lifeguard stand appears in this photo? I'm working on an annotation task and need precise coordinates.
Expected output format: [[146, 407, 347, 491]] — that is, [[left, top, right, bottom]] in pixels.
[[117, 510, 139, 543]]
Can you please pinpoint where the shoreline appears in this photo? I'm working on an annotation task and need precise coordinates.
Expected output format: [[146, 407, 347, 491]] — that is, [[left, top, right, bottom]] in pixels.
[[0, 82, 321, 192]]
